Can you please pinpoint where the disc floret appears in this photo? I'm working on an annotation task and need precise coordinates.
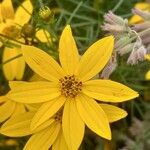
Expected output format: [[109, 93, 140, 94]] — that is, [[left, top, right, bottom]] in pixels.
[[59, 75, 82, 98]]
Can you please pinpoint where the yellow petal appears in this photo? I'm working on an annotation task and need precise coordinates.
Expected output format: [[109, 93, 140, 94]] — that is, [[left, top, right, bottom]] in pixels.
[[12, 103, 26, 116], [99, 104, 127, 123], [29, 73, 46, 82], [0, 96, 7, 103], [31, 96, 66, 130], [75, 36, 114, 82], [33, 119, 55, 133], [2, 47, 25, 81], [52, 128, 69, 150], [36, 29, 51, 43], [0, 112, 34, 137], [0, 99, 16, 122], [24, 122, 60, 150], [62, 99, 85, 150], [0, 112, 55, 137], [14, 0, 33, 26], [25, 103, 41, 112], [1, 0, 15, 20], [8, 81, 61, 103], [0, 5, 2, 23], [135, 2, 150, 10], [82, 80, 139, 102], [129, 2, 150, 24], [59, 25, 79, 75], [76, 94, 111, 140], [22, 45, 65, 81], [146, 70, 150, 80], [129, 15, 144, 24], [145, 54, 150, 61]]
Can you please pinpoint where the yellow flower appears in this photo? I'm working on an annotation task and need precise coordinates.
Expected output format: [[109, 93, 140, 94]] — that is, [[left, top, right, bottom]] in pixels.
[[8, 25, 138, 150], [129, 2, 150, 24], [0, 0, 33, 81], [0, 0, 51, 80], [0, 94, 38, 123], [0, 0, 14, 22], [0, 74, 41, 123], [145, 54, 150, 80], [0, 104, 128, 150], [0, 110, 68, 150]]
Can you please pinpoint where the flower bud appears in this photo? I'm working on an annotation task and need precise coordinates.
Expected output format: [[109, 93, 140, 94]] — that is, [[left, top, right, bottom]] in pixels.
[[115, 35, 131, 49], [117, 43, 134, 56], [100, 52, 117, 79], [127, 39, 147, 65], [102, 11, 129, 33], [39, 6, 53, 21]]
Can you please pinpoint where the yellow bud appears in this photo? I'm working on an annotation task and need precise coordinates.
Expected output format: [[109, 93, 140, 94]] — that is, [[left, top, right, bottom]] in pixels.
[[39, 6, 53, 21]]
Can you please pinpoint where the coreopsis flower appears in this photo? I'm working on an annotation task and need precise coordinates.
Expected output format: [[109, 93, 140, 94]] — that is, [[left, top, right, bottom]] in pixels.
[[0, 74, 42, 123], [129, 2, 150, 24], [0, 104, 128, 150], [0, 95, 40, 123], [0, 0, 50, 81], [7, 25, 138, 150], [0, 0, 33, 81], [145, 54, 150, 80]]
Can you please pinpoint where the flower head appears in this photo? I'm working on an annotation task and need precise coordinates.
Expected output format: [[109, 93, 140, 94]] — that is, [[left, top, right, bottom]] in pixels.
[[0, 74, 42, 123], [7, 25, 138, 150], [0, 0, 33, 81], [101, 11, 129, 33], [102, 11, 147, 67], [1, 110, 67, 150]]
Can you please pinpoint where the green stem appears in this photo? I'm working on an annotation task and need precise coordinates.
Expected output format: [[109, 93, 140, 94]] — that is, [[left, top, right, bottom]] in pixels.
[[0, 34, 24, 45], [0, 54, 22, 69], [38, 0, 44, 8], [112, 0, 124, 12], [116, 27, 150, 49], [67, 1, 83, 24]]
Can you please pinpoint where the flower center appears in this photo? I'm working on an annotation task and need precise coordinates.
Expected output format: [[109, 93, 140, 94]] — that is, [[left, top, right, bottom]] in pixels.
[[2, 25, 21, 39], [59, 75, 82, 98]]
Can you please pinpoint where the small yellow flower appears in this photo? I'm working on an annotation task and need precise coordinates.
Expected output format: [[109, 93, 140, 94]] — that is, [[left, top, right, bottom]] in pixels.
[[145, 54, 150, 80], [0, 0, 33, 81], [0, 74, 42, 123], [0, 0, 52, 80], [129, 2, 150, 24], [8, 25, 138, 150], [0, 94, 38, 123]]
